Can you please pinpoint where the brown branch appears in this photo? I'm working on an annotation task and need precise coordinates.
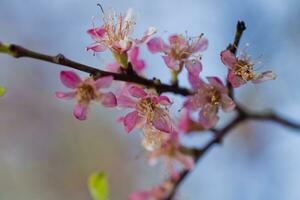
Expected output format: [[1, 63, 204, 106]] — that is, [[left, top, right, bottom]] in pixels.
[[227, 21, 247, 99], [1, 23, 299, 200], [0, 44, 191, 96], [163, 21, 300, 200]]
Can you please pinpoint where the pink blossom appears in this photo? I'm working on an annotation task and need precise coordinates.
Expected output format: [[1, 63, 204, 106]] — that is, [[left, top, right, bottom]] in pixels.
[[147, 34, 208, 72], [221, 49, 276, 88], [55, 71, 117, 120], [184, 76, 235, 129], [178, 109, 204, 133], [87, 9, 156, 61], [117, 85, 173, 133], [148, 131, 194, 179]]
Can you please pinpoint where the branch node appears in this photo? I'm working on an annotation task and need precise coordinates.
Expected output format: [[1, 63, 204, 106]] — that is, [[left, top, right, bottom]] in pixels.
[[54, 54, 65, 63]]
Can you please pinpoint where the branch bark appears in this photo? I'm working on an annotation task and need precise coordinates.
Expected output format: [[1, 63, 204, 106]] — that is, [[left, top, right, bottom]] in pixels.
[[0, 44, 191, 96]]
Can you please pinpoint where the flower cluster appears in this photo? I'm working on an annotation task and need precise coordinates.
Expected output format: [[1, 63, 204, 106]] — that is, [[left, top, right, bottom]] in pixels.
[[52, 8, 276, 200]]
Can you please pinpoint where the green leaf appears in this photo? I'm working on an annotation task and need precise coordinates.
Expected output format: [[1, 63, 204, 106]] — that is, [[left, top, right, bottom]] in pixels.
[[88, 172, 109, 200], [0, 87, 5, 97]]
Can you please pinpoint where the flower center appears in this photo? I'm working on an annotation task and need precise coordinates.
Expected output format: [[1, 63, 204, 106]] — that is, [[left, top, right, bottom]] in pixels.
[[234, 60, 254, 81], [207, 88, 221, 106], [136, 97, 156, 120], [76, 81, 99, 105]]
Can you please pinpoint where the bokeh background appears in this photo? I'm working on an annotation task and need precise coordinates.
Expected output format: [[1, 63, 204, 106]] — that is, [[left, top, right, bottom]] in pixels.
[[0, 0, 300, 199]]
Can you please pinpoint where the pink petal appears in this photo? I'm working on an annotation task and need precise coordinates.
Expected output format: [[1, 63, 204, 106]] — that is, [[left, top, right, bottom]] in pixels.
[[147, 37, 169, 53], [178, 109, 191, 133], [221, 94, 236, 112], [129, 47, 145, 73], [124, 111, 143, 133], [128, 191, 150, 200], [87, 27, 106, 40], [220, 50, 237, 69], [106, 63, 121, 73], [73, 104, 88, 120], [157, 96, 172, 106], [152, 108, 172, 133], [94, 76, 114, 89], [60, 71, 81, 89], [190, 37, 208, 52], [128, 85, 147, 98], [188, 74, 204, 90], [86, 43, 107, 52], [100, 92, 117, 107], [199, 104, 219, 129], [117, 95, 136, 108], [252, 71, 277, 84], [185, 59, 203, 75], [207, 76, 227, 93], [55, 91, 76, 100], [227, 71, 246, 88], [163, 55, 180, 71]]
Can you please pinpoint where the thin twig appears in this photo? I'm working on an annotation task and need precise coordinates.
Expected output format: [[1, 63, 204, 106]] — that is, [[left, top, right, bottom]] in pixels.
[[0, 44, 191, 96]]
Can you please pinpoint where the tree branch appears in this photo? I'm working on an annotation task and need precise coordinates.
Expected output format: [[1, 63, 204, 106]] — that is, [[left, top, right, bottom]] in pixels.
[[227, 21, 247, 99], [0, 44, 191, 96], [163, 21, 300, 200]]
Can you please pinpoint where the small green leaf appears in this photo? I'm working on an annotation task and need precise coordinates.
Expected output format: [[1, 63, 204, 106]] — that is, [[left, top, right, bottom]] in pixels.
[[0, 87, 6, 97], [88, 172, 109, 200]]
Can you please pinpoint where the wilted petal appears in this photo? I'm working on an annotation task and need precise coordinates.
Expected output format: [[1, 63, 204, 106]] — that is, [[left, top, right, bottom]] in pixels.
[[190, 37, 208, 52], [252, 71, 277, 83], [147, 37, 169, 53], [163, 55, 180, 71], [128, 85, 147, 98], [221, 50, 237, 69], [227, 71, 246, 88], [199, 104, 219, 129], [55, 91, 76, 100], [73, 104, 88, 120], [87, 27, 106, 40], [185, 59, 202, 75], [94, 76, 114, 89], [100, 92, 117, 107], [60, 71, 81, 89], [86, 43, 107, 52], [221, 94, 236, 112], [129, 47, 145, 73], [124, 111, 143, 133]]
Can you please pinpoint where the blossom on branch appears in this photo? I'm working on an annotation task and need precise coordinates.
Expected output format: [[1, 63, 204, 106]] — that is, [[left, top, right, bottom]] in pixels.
[[147, 34, 208, 72], [221, 49, 276, 87], [148, 131, 194, 180], [87, 9, 156, 69], [55, 71, 117, 120], [117, 85, 173, 133], [184, 76, 235, 129]]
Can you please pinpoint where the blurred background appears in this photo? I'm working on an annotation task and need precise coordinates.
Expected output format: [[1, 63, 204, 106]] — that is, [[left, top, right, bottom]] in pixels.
[[0, 0, 300, 199]]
